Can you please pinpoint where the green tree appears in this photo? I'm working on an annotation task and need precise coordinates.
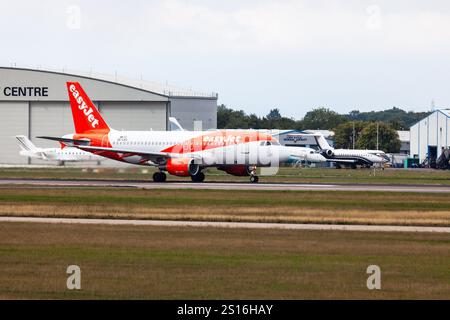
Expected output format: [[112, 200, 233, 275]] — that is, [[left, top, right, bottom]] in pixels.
[[302, 107, 347, 130], [356, 122, 401, 153], [333, 121, 366, 149], [217, 104, 258, 129], [267, 108, 282, 120], [345, 107, 430, 128]]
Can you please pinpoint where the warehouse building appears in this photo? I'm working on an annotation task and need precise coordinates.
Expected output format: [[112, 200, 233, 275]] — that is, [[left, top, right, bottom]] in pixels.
[[0, 67, 217, 164], [397, 130, 410, 154], [410, 109, 450, 163]]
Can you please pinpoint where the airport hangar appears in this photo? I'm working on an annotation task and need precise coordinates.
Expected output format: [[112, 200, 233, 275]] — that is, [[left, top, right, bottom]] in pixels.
[[410, 109, 450, 163], [0, 67, 218, 165]]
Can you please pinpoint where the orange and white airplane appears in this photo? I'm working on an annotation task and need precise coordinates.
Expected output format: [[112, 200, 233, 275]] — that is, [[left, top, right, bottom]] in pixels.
[[39, 82, 325, 182]]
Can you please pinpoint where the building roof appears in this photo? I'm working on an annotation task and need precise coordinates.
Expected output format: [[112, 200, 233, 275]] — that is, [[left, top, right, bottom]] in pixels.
[[303, 130, 335, 138], [438, 109, 450, 117], [3, 65, 217, 99], [410, 109, 450, 128]]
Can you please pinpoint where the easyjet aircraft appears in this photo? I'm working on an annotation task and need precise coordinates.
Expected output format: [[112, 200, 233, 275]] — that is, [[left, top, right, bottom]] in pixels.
[[39, 82, 325, 182]]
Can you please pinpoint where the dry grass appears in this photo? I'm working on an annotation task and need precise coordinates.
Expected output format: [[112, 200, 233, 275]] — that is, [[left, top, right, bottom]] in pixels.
[[0, 187, 449, 226], [0, 204, 449, 226], [0, 222, 448, 299]]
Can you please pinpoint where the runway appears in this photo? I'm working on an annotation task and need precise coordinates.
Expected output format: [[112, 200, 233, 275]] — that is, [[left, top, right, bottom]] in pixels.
[[1, 216, 449, 233], [2, 178, 450, 192]]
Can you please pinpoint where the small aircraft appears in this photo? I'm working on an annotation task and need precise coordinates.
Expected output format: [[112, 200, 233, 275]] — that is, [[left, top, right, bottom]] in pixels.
[[16, 135, 104, 164], [312, 133, 388, 168], [38, 82, 325, 182]]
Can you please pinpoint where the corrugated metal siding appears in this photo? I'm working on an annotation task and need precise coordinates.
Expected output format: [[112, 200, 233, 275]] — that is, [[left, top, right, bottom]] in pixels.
[[29, 102, 74, 164], [99, 101, 167, 131], [170, 97, 217, 130], [0, 102, 29, 164]]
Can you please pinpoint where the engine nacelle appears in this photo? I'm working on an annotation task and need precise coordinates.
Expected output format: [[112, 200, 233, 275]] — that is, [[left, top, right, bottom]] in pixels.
[[218, 165, 252, 176], [165, 158, 200, 177], [322, 149, 334, 157]]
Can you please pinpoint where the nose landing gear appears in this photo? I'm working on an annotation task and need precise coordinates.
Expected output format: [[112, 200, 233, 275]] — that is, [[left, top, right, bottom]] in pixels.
[[249, 166, 259, 183]]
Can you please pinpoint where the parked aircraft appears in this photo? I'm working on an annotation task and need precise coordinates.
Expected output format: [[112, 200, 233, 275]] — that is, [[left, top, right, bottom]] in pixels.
[[312, 133, 388, 168], [16, 135, 104, 164], [38, 82, 325, 182]]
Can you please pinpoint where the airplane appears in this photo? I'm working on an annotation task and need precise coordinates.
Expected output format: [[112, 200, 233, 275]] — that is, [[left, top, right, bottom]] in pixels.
[[311, 133, 389, 168], [16, 135, 105, 164], [38, 82, 326, 182]]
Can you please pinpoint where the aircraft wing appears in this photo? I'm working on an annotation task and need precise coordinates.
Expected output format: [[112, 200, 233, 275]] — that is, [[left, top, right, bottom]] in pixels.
[[37, 136, 90, 146], [37, 136, 202, 164], [77, 145, 202, 164], [326, 159, 357, 163], [78, 145, 171, 157]]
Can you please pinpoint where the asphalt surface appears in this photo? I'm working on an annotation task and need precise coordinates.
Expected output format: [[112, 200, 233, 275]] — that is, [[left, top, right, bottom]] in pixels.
[[2, 178, 450, 192], [1, 216, 449, 233]]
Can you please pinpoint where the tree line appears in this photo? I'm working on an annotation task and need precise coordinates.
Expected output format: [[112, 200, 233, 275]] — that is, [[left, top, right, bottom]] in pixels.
[[217, 105, 430, 153]]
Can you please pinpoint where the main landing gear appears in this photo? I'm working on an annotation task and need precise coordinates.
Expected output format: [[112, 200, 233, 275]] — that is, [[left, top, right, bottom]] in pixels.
[[191, 171, 205, 182], [152, 171, 167, 182]]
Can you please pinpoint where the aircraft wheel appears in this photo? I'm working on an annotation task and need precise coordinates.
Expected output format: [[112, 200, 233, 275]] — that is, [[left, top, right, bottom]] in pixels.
[[250, 175, 259, 183], [153, 171, 166, 182], [191, 172, 205, 183]]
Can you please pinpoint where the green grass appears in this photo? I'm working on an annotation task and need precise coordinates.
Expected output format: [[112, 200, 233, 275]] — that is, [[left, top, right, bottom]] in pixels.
[[2, 166, 450, 185], [0, 222, 448, 299], [1, 187, 450, 212]]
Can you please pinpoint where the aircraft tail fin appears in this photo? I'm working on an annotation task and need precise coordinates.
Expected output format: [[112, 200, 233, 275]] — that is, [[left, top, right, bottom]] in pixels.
[[66, 82, 110, 134], [313, 133, 333, 150], [15, 135, 38, 151]]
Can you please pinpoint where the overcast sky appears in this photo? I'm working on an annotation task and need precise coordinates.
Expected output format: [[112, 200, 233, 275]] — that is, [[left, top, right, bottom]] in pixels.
[[1, 0, 450, 118]]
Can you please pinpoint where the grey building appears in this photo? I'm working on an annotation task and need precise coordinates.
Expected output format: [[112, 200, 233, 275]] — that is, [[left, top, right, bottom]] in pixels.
[[0, 67, 217, 164]]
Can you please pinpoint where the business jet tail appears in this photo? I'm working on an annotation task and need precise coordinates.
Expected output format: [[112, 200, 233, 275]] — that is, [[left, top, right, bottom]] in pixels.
[[312, 134, 333, 150], [15, 135, 38, 151]]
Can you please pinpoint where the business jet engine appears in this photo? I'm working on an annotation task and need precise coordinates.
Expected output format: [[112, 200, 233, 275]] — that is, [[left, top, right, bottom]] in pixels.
[[322, 149, 334, 157]]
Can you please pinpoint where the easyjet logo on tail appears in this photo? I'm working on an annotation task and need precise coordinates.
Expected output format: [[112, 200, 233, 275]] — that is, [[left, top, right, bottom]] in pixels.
[[69, 84, 99, 128]]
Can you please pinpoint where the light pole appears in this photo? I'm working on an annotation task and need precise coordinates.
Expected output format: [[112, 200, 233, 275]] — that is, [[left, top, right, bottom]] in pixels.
[[352, 122, 355, 149], [376, 122, 379, 150]]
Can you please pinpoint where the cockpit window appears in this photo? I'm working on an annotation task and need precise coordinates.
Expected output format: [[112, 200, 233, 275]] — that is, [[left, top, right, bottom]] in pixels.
[[271, 141, 280, 146]]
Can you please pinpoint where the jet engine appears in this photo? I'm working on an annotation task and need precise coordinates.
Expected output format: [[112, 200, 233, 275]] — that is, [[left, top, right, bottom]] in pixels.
[[218, 165, 252, 176], [165, 158, 200, 177], [322, 149, 334, 157]]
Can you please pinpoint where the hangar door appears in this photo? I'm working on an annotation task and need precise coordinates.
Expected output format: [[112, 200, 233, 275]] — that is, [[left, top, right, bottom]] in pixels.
[[0, 102, 29, 164], [98, 102, 167, 131], [29, 102, 74, 164]]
